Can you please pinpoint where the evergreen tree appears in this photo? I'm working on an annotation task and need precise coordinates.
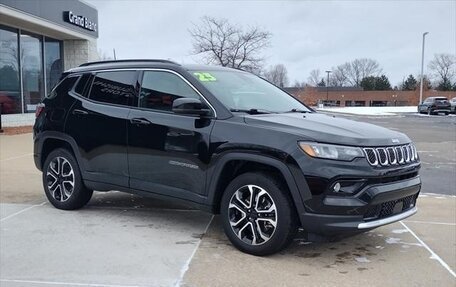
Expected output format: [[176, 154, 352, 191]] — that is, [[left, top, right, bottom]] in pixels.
[[401, 74, 417, 90], [360, 74, 391, 90], [376, 75, 392, 90], [436, 76, 453, 91]]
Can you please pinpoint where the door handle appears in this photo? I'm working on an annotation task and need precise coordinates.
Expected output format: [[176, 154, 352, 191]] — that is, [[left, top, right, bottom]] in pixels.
[[130, 118, 151, 125], [72, 109, 88, 115]]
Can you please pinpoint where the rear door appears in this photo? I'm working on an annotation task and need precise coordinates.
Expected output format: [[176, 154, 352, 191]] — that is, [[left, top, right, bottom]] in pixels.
[[66, 70, 139, 187], [127, 69, 215, 200]]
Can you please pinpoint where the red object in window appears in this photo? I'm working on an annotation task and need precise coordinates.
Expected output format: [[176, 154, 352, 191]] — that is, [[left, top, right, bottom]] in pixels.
[[35, 103, 45, 118]]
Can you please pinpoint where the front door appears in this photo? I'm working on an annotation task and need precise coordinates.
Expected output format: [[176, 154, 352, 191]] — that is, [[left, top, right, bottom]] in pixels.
[[127, 70, 214, 201]]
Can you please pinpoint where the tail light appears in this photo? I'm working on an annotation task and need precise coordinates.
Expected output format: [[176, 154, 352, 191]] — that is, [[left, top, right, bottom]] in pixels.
[[35, 103, 45, 118]]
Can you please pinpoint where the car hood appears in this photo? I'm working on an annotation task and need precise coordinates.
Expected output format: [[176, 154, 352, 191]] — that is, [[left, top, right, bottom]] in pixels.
[[243, 113, 410, 146]]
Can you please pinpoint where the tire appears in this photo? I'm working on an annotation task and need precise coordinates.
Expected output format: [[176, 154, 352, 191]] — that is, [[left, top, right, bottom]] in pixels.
[[42, 148, 93, 210], [220, 172, 298, 256]]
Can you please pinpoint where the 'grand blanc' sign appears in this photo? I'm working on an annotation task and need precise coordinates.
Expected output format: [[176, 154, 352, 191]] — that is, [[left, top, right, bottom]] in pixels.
[[63, 11, 97, 32]]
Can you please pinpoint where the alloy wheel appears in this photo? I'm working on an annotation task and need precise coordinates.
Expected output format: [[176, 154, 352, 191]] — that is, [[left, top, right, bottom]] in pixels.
[[228, 185, 278, 245], [46, 157, 75, 202]]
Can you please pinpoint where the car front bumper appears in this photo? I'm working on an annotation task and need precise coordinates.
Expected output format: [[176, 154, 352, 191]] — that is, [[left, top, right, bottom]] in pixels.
[[300, 175, 421, 236]]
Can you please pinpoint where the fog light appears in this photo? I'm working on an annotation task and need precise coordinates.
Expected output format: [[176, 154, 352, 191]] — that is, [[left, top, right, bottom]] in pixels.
[[331, 180, 366, 194]]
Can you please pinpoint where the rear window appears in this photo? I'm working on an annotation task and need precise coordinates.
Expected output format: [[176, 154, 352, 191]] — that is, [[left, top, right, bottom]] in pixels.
[[435, 97, 448, 101], [47, 76, 79, 99], [89, 71, 137, 106], [74, 74, 92, 96]]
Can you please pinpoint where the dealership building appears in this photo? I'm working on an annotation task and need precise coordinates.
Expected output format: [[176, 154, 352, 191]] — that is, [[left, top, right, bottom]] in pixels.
[[0, 0, 98, 125]]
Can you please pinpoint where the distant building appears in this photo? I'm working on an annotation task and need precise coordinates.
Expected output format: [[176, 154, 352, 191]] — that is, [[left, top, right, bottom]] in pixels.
[[284, 86, 456, 107], [0, 0, 98, 117]]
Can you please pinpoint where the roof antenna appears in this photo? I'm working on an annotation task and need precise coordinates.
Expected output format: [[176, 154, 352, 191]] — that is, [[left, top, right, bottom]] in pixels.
[[113, 48, 117, 60]]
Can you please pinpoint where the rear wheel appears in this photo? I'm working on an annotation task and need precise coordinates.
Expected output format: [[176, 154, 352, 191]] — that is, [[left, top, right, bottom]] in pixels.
[[43, 148, 93, 210], [220, 172, 298, 256]]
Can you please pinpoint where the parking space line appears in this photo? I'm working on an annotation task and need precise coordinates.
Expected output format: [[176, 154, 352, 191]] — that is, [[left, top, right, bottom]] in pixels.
[[174, 215, 214, 287], [0, 202, 46, 222], [403, 220, 456, 226], [0, 153, 33, 162], [400, 221, 456, 278], [0, 279, 146, 287]]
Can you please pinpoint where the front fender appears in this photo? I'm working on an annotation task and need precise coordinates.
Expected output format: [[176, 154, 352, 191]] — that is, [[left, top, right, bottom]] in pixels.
[[205, 151, 312, 224]]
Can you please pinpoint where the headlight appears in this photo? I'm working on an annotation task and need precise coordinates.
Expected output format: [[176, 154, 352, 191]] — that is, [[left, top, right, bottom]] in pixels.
[[299, 142, 364, 161]]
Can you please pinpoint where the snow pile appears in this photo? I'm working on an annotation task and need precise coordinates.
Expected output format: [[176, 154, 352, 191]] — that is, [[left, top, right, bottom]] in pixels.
[[317, 106, 417, 116]]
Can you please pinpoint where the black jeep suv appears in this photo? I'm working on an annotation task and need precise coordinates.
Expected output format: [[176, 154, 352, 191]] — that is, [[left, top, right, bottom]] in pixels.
[[34, 60, 421, 255]]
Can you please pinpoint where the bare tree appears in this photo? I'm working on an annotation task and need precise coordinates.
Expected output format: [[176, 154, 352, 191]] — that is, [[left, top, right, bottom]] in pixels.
[[292, 80, 307, 88], [428, 53, 456, 88], [329, 65, 349, 86], [263, 64, 289, 87], [340, 58, 382, 87], [189, 16, 271, 71], [307, 69, 322, 86]]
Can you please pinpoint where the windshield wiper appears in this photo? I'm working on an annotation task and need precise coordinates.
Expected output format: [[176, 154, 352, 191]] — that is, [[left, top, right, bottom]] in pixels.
[[229, 108, 276, 115], [283, 109, 312, 113]]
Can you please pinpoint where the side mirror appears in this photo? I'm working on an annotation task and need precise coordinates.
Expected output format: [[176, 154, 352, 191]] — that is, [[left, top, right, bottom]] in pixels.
[[172, 98, 210, 116]]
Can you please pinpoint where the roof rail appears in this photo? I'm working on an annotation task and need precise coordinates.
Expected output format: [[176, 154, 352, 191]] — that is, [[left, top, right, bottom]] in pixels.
[[79, 59, 179, 67]]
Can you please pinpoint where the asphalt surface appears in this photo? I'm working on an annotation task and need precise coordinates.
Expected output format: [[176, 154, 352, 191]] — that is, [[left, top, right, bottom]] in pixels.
[[0, 114, 455, 287]]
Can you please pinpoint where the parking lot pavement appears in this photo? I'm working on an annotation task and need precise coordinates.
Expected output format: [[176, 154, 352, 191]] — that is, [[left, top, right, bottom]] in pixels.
[[182, 192, 456, 287], [1, 133, 214, 287], [1, 199, 212, 287], [1, 115, 455, 287]]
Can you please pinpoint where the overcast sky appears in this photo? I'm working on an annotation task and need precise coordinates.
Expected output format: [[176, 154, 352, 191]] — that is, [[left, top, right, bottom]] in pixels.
[[86, 0, 455, 87]]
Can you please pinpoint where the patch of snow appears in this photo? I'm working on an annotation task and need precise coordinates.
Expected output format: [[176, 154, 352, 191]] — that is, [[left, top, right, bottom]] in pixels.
[[317, 106, 418, 116], [355, 257, 371, 263], [386, 237, 402, 244], [375, 246, 385, 249], [392, 229, 409, 234]]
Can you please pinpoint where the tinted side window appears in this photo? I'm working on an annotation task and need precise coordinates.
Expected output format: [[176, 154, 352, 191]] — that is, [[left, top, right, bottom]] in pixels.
[[74, 74, 91, 96], [47, 76, 79, 99], [89, 71, 137, 106], [139, 71, 200, 111]]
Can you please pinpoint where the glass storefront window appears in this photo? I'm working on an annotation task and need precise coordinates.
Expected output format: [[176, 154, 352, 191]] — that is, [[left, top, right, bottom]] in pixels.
[[0, 25, 63, 114], [45, 37, 62, 93], [0, 25, 21, 114], [21, 31, 44, 113]]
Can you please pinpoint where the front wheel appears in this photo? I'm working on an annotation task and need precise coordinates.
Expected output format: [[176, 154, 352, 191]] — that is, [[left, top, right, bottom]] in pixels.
[[42, 148, 93, 210], [220, 172, 298, 256]]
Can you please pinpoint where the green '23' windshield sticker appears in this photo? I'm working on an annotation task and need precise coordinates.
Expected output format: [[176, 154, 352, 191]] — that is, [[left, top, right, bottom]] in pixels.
[[194, 72, 217, 82]]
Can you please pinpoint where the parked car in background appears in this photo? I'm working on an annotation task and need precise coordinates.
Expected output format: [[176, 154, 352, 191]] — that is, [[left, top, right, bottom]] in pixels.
[[450, 97, 456, 114], [418, 97, 451, 115]]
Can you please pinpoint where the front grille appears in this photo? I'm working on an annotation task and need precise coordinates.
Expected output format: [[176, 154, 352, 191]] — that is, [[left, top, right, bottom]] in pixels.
[[363, 143, 419, 167], [363, 194, 418, 220]]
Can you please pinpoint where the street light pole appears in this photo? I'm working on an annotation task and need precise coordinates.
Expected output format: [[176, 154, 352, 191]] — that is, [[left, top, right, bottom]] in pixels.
[[419, 32, 429, 104], [325, 70, 332, 105]]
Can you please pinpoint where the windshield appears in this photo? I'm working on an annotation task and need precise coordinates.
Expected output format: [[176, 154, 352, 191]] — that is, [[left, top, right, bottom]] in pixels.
[[189, 69, 311, 113]]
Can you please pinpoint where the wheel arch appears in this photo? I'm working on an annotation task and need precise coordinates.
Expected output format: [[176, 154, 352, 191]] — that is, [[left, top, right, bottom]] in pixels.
[[206, 152, 311, 224], [35, 131, 84, 173]]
